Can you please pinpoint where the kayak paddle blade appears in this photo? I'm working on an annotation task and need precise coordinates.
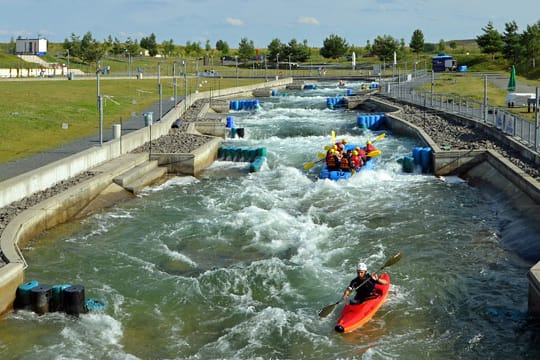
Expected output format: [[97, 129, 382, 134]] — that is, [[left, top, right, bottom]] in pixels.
[[319, 301, 340, 318], [374, 133, 386, 142], [318, 152, 326, 159], [303, 162, 316, 170], [381, 252, 402, 270]]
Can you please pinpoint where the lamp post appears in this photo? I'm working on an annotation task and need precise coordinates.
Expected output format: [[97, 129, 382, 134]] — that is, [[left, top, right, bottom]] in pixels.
[[235, 55, 238, 87], [264, 55, 267, 81], [66, 49, 70, 70], [183, 60, 188, 112], [276, 53, 279, 77], [158, 62, 162, 120], [96, 62, 103, 145], [173, 62, 177, 108], [288, 54, 292, 77]]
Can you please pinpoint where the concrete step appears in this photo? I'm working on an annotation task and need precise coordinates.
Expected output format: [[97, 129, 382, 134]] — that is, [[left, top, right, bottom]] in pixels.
[[113, 159, 159, 187], [91, 153, 150, 178], [125, 166, 168, 194]]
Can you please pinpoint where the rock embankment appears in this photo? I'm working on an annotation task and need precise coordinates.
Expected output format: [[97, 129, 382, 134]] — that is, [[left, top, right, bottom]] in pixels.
[[377, 97, 540, 180]]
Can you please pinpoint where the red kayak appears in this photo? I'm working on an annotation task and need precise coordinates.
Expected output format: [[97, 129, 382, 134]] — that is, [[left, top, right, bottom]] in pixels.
[[334, 273, 390, 333]]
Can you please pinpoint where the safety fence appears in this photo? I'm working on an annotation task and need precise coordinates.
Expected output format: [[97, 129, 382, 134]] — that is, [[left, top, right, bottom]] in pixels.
[[382, 71, 540, 152]]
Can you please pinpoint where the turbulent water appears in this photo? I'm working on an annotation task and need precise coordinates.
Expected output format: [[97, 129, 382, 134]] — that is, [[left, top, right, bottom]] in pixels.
[[1, 82, 539, 360]]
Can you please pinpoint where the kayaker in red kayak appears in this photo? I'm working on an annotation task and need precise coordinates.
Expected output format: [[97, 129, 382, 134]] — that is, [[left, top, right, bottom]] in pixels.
[[341, 262, 388, 304]]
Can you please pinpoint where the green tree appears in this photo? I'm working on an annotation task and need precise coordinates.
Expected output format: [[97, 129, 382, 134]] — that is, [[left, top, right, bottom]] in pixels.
[[205, 40, 212, 52], [140, 33, 159, 57], [437, 39, 446, 52], [409, 29, 424, 54], [372, 35, 399, 62], [286, 39, 311, 62], [185, 41, 202, 57], [215, 40, 229, 54], [521, 21, 540, 68], [63, 33, 81, 58], [320, 34, 349, 59], [448, 41, 458, 51], [502, 20, 522, 65], [162, 39, 175, 57], [79, 32, 105, 64], [267, 38, 285, 63], [237, 37, 255, 63], [125, 37, 140, 56], [110, 37, 124, 55], [476, 21, 503, 60]]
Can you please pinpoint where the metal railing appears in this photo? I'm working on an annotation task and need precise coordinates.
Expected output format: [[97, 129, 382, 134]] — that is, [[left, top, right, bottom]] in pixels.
[[382, 71, 540, 152]]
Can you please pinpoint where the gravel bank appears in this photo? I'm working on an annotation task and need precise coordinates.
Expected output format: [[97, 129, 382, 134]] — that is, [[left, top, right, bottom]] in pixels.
[[375, 96, 540, 180]]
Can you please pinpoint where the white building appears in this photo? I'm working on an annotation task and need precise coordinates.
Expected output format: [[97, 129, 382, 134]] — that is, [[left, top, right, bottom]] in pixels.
[[15, 38, 47, 56]]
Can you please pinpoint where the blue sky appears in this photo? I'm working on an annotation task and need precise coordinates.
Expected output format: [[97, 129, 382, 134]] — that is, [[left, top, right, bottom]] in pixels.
[[1, 0, 538, 48]]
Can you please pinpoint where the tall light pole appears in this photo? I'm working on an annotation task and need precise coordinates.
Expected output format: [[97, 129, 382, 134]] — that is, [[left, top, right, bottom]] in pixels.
[[183, 60, 188, 112], [66, 49, 70, 70], [264, 55, 267, 81], [276, 53, 279, 77], [235, 55, 238, 87], [288, 54, 292, 77], [173, 61, 177, 108], [158, 62, 162, 120], [96, 62, 103, 145]]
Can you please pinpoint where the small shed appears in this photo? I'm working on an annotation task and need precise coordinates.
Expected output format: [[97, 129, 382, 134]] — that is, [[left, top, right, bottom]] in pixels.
[[15, 38, 48, 56]]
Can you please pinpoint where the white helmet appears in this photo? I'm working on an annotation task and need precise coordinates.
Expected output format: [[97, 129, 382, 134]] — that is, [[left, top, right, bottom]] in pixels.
[[356, 262, 367, 271]]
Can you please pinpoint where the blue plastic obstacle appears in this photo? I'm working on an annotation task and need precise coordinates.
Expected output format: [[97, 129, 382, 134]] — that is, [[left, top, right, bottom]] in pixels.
[[356, 113, 385, 130]]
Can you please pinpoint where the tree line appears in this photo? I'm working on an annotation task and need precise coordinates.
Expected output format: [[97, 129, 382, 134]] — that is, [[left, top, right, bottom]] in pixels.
[[7, 18, 538, 72], [476, 20, 540, 70]]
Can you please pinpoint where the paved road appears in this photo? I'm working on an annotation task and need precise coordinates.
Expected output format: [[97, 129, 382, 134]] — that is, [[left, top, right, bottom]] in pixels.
[[0, 98, 178, 182]]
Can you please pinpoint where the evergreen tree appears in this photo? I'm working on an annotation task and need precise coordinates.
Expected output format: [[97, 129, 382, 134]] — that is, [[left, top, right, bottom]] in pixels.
[[502, 21, 522, 65], [320, 34, 348, 59], [521, 22, 540, 68], [237, 37, 255, 63], [476, 21, 503, 60], [372, 35, 400, 62], [409, 29, 424, 54]]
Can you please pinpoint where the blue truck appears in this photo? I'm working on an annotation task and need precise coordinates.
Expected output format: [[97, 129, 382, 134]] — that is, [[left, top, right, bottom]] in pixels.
[[432, 53, 457, 72]]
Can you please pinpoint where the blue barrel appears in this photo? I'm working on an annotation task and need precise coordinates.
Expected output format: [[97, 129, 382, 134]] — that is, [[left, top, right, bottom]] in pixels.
[[271, 90, 278, 96], [15, 280, 39, 310], [86, 298, 106, 311], [51, 284, 72, 312], [412, 147, 423, 165], [226, 116, 235, 128], [257, 147, 267, 157], [402, 156, 414, 173], [420, 147, 432, 173], [347, 89, 353, 96], [249, 156, 265, 172]]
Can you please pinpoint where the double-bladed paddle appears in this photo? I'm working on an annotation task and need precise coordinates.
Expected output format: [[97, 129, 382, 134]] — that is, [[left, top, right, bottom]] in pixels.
[[318, 252, 402, 318]]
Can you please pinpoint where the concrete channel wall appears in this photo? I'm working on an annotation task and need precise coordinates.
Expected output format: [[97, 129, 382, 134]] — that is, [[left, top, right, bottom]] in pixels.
[[0, 78, 293, 317]]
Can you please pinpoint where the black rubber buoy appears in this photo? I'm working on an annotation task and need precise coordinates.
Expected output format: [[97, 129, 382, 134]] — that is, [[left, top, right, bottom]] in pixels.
[[335, 325, 345, 333], [30, 285, 52, 315], [63, 285, 88, 316]]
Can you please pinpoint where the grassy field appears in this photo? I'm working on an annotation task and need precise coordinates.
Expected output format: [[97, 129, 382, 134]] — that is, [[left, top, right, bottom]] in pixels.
[[0, 77, 259, 163]]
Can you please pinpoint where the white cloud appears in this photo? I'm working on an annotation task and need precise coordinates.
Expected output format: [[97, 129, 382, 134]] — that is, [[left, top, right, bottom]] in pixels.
[[298, 16, 319, 25], [225, 17, 244, 26]]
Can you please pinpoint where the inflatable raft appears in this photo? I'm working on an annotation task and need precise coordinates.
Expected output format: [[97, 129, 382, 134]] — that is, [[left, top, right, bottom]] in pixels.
[[319, 144, 377, 181]]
